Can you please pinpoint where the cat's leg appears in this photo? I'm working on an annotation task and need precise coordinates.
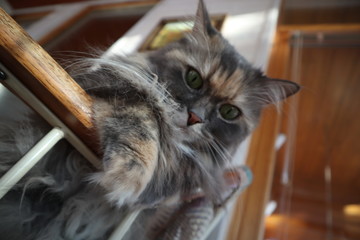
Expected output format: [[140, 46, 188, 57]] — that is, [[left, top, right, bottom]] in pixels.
[[92, 100, 160, 207]]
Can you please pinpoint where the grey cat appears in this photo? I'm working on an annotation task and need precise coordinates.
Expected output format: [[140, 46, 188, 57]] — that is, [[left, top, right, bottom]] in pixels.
[[0, 0, 299, 239]]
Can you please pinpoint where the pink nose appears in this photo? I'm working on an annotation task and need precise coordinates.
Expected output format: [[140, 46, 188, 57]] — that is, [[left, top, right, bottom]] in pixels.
[[187, 111, 203, 126]]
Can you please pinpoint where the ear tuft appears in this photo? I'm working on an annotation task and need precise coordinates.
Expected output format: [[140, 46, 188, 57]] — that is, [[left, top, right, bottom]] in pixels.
[[193, 0, 217, 36], [262, 78, 301, 104]]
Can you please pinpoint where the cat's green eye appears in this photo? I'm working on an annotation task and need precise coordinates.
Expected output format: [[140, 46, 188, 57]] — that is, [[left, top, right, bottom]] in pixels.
[[186, 69, 203, 89], [219, 104, 241, 120]]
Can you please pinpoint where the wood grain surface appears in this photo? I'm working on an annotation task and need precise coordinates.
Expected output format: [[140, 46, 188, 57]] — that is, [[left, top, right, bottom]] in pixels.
[[0, 8, 98, 153], [267, 30, 360, 240]]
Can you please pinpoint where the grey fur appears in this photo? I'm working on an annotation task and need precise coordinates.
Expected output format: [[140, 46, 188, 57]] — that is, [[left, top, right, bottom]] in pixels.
[[0, 0, 299, 239]]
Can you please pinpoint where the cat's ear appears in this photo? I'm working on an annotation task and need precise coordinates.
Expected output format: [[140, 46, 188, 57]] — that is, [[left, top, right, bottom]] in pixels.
[[193, 0, 217, 36], [261, 78, 301, 104]]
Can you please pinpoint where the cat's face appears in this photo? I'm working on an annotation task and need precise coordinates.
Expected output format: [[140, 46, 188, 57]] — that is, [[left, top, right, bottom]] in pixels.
[[147, 0, 299, 158], [149, 37, 255, 148]]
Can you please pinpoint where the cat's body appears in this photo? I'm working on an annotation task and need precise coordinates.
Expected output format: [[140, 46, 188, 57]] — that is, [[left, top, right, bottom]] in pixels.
[[0, 1, 299, 239]]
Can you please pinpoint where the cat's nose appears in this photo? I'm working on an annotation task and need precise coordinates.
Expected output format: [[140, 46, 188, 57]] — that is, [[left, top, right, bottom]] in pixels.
[[187, 111, 203, 126]]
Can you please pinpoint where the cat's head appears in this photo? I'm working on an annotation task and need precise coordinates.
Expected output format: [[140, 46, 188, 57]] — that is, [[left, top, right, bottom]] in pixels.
[[147, 0, 299, 159]]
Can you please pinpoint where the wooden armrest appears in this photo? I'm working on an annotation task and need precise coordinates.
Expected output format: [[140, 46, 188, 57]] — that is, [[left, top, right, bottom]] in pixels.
[[0, 8, 97, 153]]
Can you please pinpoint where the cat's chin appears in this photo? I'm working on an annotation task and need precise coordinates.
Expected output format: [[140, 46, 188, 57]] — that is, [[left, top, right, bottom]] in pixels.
[[177, 124, 204, 143]]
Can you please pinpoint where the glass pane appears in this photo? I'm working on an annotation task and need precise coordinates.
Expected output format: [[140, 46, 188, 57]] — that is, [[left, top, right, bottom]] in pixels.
[[139, 15, 226, 51], [265, 31, 360, 240]]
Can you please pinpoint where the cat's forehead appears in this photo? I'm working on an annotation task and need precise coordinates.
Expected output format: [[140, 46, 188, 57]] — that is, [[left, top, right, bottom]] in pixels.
[[166, 35, 252, 100], [209, 67, 245, 100]]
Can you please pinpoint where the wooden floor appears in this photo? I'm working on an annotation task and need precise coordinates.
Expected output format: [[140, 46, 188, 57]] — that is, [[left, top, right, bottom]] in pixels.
[[265, 31, 360, 240]]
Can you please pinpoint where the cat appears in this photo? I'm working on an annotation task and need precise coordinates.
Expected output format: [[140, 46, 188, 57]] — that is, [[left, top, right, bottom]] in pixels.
[[0, 0, 300, 239]]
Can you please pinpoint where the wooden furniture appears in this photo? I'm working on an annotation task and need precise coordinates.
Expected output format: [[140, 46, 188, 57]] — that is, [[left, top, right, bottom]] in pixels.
[[231, 23, 360, 240], [0, 8, 96, 151]]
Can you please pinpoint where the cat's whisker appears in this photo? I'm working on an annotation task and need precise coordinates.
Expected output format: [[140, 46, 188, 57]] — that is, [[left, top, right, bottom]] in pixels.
[[212, 137, 233, 160], [188, 143, 214, 182], [208, 141, 229, 167], [204, 141, 222, 170], [206, 143, 240, 190], [208, 137, 235, 169]]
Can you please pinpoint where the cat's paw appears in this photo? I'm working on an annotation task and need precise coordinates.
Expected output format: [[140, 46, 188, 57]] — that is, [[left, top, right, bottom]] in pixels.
[[91, 151, 157, 207]]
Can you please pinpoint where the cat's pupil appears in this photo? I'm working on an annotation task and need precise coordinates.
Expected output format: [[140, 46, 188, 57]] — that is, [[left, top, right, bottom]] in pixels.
[[219, 104, 241, 120], [186, 69, 203, 89]]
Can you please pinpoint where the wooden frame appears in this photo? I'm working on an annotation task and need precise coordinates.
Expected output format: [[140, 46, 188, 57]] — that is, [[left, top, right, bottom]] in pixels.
[[227, 23, 360, 240], [279, 24, 360, 33]]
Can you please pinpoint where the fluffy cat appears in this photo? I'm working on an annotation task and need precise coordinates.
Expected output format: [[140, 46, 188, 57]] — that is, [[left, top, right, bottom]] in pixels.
[[0, 0, 299, 239], [76, 0, 300, 207]]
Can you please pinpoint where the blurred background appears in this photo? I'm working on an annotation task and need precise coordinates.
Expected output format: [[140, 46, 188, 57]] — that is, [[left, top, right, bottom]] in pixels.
[[264, 1, 360, 240], [1, 0, 360, 239]]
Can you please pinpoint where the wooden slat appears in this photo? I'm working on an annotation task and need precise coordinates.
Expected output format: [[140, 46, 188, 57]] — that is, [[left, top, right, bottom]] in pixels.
[[226, 31, 292, 240], [279, 24, 360, 33], [281, 6, 360, 26], [12, 11, 51, 22], [0, 8, 98, 153]]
